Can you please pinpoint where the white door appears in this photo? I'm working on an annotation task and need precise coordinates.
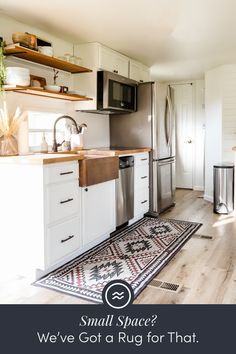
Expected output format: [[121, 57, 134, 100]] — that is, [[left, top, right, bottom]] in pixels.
[[174, 84, 194, 189]]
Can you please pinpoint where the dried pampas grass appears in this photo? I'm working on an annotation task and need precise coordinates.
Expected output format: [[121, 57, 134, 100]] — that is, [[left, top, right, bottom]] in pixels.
[[0, 101, 27, 137]]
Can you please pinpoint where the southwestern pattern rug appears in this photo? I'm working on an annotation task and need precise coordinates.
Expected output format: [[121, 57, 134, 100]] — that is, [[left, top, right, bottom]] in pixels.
[[35, 217, 201, 303]]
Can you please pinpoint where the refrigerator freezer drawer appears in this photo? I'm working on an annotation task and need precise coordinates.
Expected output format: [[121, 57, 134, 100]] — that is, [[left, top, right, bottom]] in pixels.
[[157, 159, 175, 213]]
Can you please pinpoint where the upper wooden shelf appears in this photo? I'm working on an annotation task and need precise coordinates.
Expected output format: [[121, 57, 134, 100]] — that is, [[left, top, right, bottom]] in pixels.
[[4, 85, 93, 101], [4, 44, 92, 74]]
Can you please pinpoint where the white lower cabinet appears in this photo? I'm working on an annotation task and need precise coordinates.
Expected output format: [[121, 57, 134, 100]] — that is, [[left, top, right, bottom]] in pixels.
[[46, 216, 80, 267], [46, 180, 80, 224], [131, 152, 150, 223], [43, 161, 81, 271], [81, 180, 116, 248], [134, 188, 149, 217]]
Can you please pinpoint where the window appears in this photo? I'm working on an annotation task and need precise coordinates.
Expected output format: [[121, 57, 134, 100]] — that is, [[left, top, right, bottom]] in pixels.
[[28, 112, 72, 152]]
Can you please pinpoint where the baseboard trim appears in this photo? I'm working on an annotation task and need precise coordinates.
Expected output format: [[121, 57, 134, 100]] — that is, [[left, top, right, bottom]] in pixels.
[[193, 186, 204, 191], [204, 194, 213, 203]]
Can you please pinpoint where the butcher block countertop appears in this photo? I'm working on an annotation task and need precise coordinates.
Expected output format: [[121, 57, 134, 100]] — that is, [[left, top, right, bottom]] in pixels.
[[0, 147, 151, 165], [0, 153, 85, 165], [87, 147, 151, 156]]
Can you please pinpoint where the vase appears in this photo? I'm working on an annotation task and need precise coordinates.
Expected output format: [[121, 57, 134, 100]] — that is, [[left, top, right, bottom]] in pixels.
[[0, 135, 18, 156]]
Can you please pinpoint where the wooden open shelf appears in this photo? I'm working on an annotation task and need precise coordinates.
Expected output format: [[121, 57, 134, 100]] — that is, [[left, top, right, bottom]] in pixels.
[[4, 86, 93, 101], [4, 44, 92, 74]]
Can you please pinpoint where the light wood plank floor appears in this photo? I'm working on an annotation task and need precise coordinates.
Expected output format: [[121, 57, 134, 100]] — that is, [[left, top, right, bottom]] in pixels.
[[1, 189, 236, 304]]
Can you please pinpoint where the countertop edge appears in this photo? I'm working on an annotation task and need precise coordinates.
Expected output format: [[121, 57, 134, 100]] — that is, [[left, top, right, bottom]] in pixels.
[[0, 148, 151, 165]]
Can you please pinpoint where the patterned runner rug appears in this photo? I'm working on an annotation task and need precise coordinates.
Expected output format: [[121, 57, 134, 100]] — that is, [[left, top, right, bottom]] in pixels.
[[35, 217, 201, 303]]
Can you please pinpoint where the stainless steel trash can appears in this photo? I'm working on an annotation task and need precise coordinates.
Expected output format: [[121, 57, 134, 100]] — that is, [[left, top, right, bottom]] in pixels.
[[213, 163, 234, 214]]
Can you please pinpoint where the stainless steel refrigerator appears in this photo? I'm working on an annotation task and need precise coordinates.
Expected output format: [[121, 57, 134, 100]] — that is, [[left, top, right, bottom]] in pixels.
[[110, 82, 175, 214]]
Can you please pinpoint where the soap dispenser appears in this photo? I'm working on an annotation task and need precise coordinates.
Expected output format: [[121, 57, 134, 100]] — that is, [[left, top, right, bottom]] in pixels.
[[40, 132, 48, 153]]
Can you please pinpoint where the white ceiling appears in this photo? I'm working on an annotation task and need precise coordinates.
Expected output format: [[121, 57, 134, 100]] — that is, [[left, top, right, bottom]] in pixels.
[[1, 0, 236, 81]]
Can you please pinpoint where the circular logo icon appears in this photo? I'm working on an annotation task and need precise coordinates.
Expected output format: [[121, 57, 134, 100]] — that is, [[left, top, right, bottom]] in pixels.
[[102, 280, 134, 309]]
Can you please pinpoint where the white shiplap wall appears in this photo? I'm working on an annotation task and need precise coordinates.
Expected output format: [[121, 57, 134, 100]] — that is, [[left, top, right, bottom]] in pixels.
[[222, 65, 236, 162], [205, 64, 236, 201]]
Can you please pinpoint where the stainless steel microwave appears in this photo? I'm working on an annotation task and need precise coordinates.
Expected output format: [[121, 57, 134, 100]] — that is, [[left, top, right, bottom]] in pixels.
[[96, 71, 137, 114]]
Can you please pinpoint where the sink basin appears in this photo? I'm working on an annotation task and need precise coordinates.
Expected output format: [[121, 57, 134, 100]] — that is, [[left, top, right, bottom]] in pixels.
[[79, 155, 119, 186]]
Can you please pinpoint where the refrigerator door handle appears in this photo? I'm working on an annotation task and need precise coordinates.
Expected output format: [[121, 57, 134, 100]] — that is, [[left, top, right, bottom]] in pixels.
[[164, 96, 169, 146], [152, 83, 158, 160], [166, 88, 173, 146]]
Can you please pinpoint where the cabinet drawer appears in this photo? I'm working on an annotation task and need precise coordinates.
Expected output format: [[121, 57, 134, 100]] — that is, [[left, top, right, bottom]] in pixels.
[[134, 153, 149, 166], [46, 181, 79, 224], [46, 217, 80, 267], [134, 189, 149, 216], [135, 165, 149, 190], [44, 161, 78, 185]]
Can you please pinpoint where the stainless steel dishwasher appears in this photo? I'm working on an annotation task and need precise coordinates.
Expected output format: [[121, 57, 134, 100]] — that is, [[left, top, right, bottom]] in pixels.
[[116, 156, 134, 227]]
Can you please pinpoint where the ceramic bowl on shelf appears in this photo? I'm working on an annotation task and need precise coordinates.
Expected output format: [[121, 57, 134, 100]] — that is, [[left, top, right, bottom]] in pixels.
[[38, 46, 53, 56], [6, 67, 30, 86], [44, 85, 61, 92]]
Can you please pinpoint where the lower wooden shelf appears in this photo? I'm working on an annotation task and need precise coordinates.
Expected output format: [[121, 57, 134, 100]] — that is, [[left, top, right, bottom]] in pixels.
[[4, 85, 93, 101]]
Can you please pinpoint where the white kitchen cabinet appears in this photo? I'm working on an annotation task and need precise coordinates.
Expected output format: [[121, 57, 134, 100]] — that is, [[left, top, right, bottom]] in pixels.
[[98, 46, 129, 77], [46, 216, 81, 267], [81, 180, 116, 248], [130, 152, 150, 224], [0, 160, 81, 279], [73, 42, 129, 111], [43, 162, 81, 271], [73, 42, 148, 111], [129, 59, 150, 83], [46, 180, 79, 224]]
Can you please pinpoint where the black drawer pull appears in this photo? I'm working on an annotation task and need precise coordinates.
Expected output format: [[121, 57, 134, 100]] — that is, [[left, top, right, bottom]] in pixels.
[[141, 176, 148, 179], [60, 198, 74, 204], [61, 235, 75, 243], [60, 171, 74, 176], [141, 200, 148, 204], [141, 158, 148, 161]]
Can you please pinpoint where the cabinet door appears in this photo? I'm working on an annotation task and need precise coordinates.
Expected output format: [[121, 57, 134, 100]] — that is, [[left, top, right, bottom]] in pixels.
[[129, 60, 141, 82], [113, 53, 129, 77], [98, 45, 114, 72], [46, 217, 80, 268], [134, 188, 149, 217], [140, 66, 150, 83], [133, 153, 149, 220], [82, 181, 116, 246], [46, 180, 79, 224], [129, 60, 150, 83], [98, 45, 129, 77]]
